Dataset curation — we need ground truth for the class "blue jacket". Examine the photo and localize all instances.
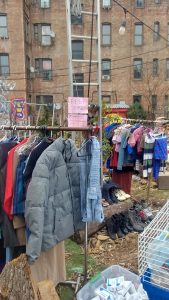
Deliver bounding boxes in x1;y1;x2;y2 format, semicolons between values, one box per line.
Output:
80;137;104;223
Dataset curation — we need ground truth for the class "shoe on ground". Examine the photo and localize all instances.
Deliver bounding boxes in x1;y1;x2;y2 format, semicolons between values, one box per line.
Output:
114;190;126;201
106;218;117;240
128;209;144;233
118;190;131;199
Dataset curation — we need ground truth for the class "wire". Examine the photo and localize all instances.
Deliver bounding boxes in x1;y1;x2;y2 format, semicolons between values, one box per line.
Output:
113;0;169;43
5;55;169;83
87;0;95;97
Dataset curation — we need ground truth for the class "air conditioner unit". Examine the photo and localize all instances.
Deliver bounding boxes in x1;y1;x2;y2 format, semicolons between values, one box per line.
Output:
102;0;111;9
102;74;110;80
50;31;55;38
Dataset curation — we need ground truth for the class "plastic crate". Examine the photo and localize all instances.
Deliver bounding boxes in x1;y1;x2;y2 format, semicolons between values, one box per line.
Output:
141;269;169;300
76;265;140;300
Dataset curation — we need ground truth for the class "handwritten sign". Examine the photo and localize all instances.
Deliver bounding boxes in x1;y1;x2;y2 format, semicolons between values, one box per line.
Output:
68;97;88;114
68;114;88;128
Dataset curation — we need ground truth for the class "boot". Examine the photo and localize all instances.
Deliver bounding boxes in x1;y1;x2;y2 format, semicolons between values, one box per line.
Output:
106;218;117;240
110;189;118;203
128;209;144;233
118;214;129;235
113;215;125;238
124;213;134;232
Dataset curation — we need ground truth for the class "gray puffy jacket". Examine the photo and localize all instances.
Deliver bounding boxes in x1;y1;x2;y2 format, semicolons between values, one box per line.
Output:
25;137;83;263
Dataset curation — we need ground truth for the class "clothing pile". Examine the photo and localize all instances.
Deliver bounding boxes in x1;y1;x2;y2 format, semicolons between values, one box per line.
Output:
106;202;154;240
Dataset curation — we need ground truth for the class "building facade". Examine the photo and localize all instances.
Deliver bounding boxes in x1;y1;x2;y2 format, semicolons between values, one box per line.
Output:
0;0;169;124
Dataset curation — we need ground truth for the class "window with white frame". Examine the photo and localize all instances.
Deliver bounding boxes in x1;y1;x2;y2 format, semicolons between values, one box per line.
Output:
0;14;8;38
34;24;52;46
102;59;111;80
40;0;50;8
102;0;112;8
0;54;9;76
102;23;111;45
35;58;52;80
73;73;84;97
134;23;143;46
72;40;83;59
154;0;161;3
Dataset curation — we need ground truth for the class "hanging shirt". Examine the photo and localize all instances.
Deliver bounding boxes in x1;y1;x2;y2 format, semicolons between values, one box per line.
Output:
153;137;168;180
23;137;53;182
3;139;28;220
143;135;155;178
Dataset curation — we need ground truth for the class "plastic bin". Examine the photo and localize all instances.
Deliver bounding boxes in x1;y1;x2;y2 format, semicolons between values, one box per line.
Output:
76;265;140;300
141;269;169;300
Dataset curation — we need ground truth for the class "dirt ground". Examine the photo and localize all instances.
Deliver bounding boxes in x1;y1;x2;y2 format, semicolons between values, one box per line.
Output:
87;178;169;276
59;179;169;299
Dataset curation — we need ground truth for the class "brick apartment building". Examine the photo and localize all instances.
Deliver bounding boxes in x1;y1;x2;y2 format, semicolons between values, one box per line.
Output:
0;0;169;123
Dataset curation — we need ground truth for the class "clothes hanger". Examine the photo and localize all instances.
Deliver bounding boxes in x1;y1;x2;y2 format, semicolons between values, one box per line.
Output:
77;138;92;157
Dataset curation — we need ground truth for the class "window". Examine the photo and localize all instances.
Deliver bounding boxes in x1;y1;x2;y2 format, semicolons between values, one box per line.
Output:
134;23;143;46
0;54;9;76
102;0;112;8
40;0;50;8
26;55;30;79
35;58;52;80
152;95;157;110
133;58;142;79
164;95;169;118
36;95;53;111
102;59;111;79
73;73;84;97
71;4;83;24
0;14;8;38
133;95;142;103
102;95;111;104
154;21;160;41
34;24;52;46
152;58;159;76
166;59;169;79
102;23;111;45
24;17;29;42
72;40;83;59
154;0;160;3
135;0;144;7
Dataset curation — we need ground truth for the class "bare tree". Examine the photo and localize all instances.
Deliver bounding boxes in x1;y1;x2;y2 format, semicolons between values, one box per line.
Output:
135;62;169;120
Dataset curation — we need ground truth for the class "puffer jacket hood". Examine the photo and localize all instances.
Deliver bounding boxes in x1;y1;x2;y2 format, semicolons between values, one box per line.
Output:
25;137;83;263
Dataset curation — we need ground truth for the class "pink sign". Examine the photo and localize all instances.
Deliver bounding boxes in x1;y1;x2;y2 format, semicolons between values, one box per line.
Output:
68;97;88;114
68;114;88;128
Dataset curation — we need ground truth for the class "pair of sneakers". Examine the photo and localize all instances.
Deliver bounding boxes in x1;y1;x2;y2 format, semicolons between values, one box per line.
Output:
114;189;130;201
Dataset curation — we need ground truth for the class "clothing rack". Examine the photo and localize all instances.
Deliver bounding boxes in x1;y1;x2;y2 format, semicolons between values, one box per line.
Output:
122;118;169;124
0;124;95;287
0;125;93;132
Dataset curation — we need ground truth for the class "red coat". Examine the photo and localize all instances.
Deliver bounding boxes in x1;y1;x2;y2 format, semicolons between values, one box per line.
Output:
3;139;28;219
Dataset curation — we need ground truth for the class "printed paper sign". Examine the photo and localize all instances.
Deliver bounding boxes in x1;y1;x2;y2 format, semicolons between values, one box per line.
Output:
68;97;88;114
68;114;88;128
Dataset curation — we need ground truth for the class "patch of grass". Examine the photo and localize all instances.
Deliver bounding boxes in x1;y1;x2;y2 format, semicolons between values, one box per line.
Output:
65;239;102;279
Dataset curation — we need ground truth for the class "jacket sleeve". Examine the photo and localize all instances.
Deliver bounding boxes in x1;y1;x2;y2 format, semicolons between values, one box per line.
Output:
25;161;49;264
